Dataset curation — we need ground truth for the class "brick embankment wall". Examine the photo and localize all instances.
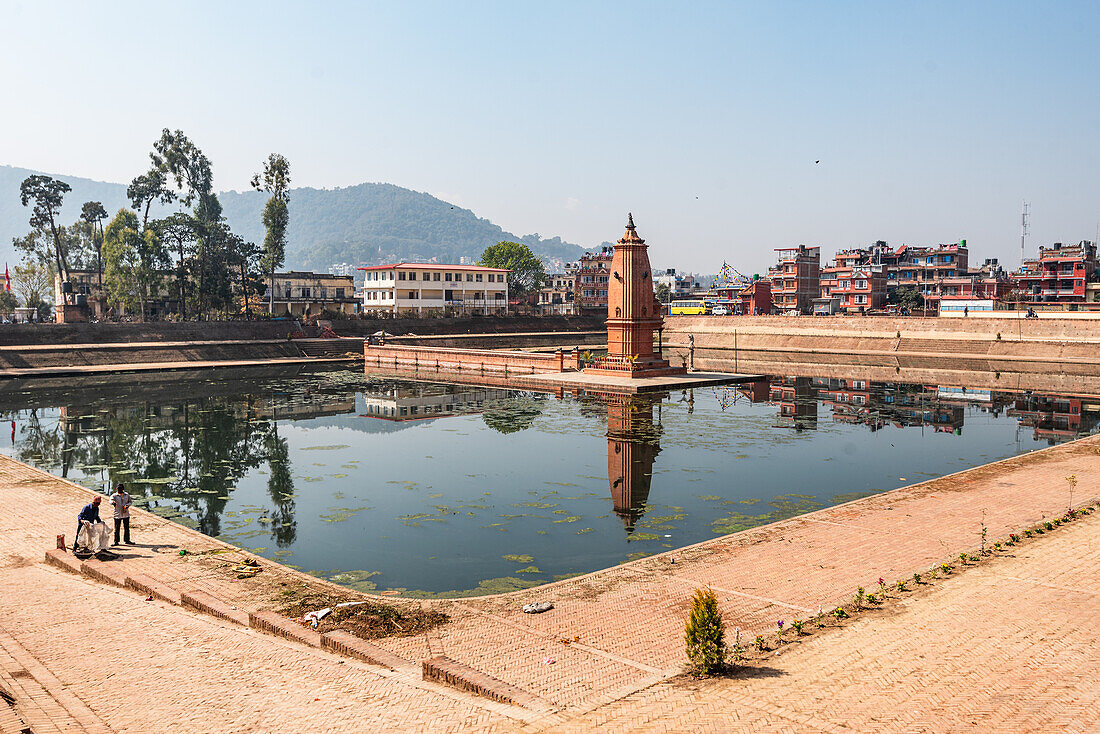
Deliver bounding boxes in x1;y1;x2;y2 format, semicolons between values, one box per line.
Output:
664;315;1100;374
389;331;605;350
0;340;305;371
365;344;581;375
0;315;605;346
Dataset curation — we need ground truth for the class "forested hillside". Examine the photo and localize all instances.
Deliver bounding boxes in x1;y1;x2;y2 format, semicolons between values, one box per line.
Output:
0;165;585;271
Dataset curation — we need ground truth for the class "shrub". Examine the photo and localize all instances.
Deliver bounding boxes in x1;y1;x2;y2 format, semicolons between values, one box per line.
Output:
913;572;922;585
959;553;968;564
791;619;805;635
1024;530;1033;538
941;563;952;574
854;586;865;609
833;607;849;620
754;634;767;651
895;579;906;591
685;588;726;674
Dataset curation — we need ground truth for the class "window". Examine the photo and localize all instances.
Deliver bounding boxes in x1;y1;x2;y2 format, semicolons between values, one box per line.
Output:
433;272;440;281
335;288;344;297
476;274;483;282
466;273;473;282
398;272;406;281
301;287;311;298
320;287;327;299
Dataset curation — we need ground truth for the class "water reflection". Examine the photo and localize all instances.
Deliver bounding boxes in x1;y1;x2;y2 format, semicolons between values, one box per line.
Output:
2;368;1099;593
599;392;664;533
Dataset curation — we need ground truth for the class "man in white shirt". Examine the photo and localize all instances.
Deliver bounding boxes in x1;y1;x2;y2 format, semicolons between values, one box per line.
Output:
110;483;133;545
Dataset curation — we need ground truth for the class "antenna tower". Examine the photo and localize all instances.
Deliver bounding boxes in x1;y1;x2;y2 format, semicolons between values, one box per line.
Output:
1020;201;1030;266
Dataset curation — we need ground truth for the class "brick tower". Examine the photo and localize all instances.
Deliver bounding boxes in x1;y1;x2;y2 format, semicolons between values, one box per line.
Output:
587;214;685;377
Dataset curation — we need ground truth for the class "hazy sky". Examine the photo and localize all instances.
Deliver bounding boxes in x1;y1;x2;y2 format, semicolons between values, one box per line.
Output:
2;1;1098;272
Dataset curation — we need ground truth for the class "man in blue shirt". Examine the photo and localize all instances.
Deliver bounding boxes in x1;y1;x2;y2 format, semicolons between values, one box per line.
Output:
74;496;103;551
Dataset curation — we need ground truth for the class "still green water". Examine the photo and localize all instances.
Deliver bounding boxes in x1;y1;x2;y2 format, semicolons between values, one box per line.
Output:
0;368;1087;595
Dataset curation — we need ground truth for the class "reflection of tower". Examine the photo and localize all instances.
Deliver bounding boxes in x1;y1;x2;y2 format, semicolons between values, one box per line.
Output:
599;392;665;532
587;215;685;377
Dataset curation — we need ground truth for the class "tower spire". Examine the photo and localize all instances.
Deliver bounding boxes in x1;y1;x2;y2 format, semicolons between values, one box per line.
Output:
627;212;635;229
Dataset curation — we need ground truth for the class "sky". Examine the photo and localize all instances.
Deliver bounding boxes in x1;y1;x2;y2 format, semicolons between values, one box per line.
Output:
1;0;1098;273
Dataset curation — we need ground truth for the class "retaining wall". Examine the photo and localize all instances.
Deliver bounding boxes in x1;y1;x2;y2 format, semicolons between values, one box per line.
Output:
365;344;581;375
663;315;1100;369
0;315;605;346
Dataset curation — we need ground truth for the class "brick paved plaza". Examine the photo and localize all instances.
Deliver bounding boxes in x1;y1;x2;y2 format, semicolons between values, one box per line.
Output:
0;435;1097;733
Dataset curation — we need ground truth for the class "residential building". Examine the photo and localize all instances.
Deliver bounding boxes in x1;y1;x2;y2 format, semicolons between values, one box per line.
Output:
653;268;697;300
54;269;356;320
359;262;509;315
536;273;576;315
767;245;820;314
819;263;886;313
1010;241;1098;304
329;263;358;277
572;247;612;311
54;269;179;320
271;271;358;316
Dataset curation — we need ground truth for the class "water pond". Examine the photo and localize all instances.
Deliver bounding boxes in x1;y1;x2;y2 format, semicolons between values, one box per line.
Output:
1;368;1087;596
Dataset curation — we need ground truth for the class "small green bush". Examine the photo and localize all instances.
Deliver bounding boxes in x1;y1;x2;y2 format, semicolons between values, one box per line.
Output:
685;587;726;674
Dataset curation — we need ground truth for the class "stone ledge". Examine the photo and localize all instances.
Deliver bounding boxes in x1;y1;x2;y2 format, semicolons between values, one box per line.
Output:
249;611;322;648
320;630;409;670
80;558;128;588
180;589;250;626
421;655;552;712
43;548;82;575
126;573;183;606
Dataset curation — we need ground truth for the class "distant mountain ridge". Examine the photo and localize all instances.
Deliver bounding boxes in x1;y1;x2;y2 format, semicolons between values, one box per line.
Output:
0;164;587;272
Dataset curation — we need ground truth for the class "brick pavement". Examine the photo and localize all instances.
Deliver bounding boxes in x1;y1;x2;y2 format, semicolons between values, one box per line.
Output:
0;434;1097;731
544;508;1100;733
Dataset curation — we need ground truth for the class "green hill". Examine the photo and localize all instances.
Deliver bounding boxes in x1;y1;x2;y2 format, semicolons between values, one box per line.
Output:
0;165;586;272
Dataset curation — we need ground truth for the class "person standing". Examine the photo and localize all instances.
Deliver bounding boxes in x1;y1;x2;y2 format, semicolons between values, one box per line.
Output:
110;483;132;545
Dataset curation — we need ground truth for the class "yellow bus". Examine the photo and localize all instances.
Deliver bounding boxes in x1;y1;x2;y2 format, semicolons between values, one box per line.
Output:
669;299;709;315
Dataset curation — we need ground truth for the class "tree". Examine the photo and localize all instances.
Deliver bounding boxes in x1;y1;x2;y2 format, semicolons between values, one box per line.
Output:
102;209;167;320
152;213;197;320
12;261;54;320
0;289;16;317
655;282;672;304
478;241;545;297
684;587;726;674
127;169;176;231
18;175;72;287
251;154;291;314
80;201;109;293
888;286;924;311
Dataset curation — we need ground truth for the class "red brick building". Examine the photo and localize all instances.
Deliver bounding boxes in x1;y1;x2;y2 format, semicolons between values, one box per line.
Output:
572;248;612;311
739;279;772;315
767;245;821;314
1010;241;1098;304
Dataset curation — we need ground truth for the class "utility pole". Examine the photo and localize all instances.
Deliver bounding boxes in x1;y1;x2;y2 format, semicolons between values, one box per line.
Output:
1020;201;1030;267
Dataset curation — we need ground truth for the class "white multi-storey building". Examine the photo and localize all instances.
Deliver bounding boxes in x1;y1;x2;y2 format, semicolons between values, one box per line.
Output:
358;262;509;315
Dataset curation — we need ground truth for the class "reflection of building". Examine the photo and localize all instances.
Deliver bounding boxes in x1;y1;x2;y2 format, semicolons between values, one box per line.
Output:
812;378;964;433
598;392;663;532
769;376;818;430
360;382;513;420
1008;393;1100;444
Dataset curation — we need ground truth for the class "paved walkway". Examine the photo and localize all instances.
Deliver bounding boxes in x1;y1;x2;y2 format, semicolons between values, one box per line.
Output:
0;434;1097;732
